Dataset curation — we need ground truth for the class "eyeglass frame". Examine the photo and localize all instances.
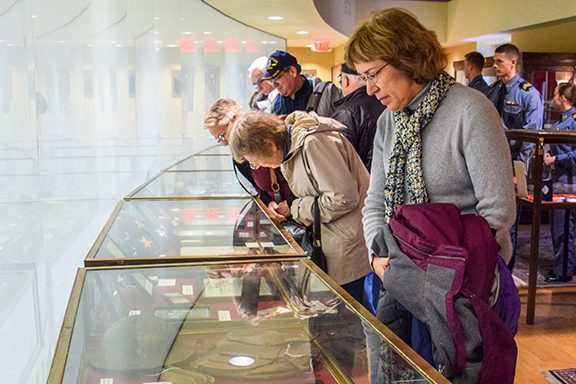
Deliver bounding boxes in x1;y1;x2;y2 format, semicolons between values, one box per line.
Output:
214;117;237;144
252;77;266;87
357;62;390;86
215;128;227;144
272;67;292;83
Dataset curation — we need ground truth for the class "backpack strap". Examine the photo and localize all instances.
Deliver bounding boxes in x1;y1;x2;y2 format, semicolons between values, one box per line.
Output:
306;81;330;113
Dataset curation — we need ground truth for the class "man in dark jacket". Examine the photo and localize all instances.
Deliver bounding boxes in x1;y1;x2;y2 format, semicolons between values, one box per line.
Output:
331;63;386;171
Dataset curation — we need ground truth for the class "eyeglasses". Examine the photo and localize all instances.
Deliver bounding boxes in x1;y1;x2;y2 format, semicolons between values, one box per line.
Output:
215;128;227;144
252;78;266;87
273;68;291;82
337;74;343;86
214;117;236;144
358;62;390;86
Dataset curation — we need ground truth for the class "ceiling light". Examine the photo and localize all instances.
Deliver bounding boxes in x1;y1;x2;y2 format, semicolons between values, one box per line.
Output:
296;31;309;35
203;31;212;35
182;31;192;35
268;16;284;21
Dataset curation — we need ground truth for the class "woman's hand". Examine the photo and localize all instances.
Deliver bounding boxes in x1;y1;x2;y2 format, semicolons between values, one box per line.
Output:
372;256;391;281
267;201;288;221
544;152;556;168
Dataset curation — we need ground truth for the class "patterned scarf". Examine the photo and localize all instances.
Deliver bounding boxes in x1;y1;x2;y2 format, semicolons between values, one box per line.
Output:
383;71;455;222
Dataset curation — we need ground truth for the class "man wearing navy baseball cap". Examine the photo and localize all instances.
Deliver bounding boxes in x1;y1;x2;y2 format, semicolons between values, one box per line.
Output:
263;50;315;115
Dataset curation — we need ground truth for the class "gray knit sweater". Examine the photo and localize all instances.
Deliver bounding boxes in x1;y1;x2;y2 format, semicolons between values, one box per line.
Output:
363;82;516;264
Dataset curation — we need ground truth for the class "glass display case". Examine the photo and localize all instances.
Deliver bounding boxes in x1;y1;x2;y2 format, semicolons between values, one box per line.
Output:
166;154;234;171
85;198;304;266
48;259;448;384
196;145;232;155
126;170;252;199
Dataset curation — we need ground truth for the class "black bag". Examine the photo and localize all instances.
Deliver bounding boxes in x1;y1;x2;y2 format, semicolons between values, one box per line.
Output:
301;196;327;272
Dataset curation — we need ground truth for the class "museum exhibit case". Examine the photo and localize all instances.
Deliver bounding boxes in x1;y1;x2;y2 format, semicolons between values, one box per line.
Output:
166;154;234;172
126;170;252;199
85;198;304;266
196;145;233;156
48;259;449;384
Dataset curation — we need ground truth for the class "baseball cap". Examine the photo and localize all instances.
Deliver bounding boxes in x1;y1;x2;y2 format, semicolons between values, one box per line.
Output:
340;63;358;76
262;50;298;80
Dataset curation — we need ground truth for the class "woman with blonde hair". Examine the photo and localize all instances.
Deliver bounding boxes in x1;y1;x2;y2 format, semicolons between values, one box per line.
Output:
346;8;518;383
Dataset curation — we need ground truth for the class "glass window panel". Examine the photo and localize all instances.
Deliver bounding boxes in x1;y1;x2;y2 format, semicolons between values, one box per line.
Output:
167;154;234;171
130;170;250;198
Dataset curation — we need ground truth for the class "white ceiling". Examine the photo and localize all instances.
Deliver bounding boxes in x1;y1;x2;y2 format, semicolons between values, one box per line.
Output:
203;0;349;48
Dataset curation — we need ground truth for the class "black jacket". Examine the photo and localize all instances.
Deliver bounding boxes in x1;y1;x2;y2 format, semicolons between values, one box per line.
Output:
331;87;386;171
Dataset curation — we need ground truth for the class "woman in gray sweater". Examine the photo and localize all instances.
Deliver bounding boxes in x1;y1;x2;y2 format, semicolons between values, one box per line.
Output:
345;8;517;384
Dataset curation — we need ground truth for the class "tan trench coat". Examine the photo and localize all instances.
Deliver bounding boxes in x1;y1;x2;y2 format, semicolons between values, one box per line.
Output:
281;112;371;284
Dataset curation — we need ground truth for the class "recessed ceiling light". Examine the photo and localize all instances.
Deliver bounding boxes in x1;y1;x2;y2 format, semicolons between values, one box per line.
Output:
268;16;284;21
203;31;212;35
166;44;178;48
296;31;309;35
182;31;192;35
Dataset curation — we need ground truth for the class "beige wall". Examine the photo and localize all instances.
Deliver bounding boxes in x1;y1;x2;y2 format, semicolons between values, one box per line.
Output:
512;19;576;53
447;0;576;44
287;47;338;82
443;42;477;76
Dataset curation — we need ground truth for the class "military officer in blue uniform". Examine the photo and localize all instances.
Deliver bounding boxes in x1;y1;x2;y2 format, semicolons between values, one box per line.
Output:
464;51;489;95
490;43;544;163
543;82;576;282
490;44;544;271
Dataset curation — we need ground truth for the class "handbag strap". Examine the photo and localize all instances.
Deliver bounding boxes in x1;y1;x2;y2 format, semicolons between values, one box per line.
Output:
313;196;321;248
269;168;282;203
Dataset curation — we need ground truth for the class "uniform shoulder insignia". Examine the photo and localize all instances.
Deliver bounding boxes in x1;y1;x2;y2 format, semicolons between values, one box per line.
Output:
519;81;533;91
572;113;576;121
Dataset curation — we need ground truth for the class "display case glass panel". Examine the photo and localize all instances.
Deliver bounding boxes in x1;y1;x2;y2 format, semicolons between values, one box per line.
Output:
49;260;447;384
196;145;231;155
167;154;234;171
128;170;250;198
86;199;301;266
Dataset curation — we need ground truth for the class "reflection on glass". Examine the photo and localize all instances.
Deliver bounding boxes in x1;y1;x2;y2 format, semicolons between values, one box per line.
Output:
52;260;431;383
91;199;297;261
196;145;232;155
131;170;249;198
167;154;234;171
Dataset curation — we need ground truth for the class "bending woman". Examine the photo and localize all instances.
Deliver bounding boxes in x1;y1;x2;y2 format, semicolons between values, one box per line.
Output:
229;110;371;302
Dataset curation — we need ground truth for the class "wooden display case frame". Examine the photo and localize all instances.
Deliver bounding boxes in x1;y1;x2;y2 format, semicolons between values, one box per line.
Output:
506;129;576;324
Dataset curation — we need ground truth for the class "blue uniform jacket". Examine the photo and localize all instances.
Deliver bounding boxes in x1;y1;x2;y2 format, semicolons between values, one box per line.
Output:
501;74;544;163
550;106;576;184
